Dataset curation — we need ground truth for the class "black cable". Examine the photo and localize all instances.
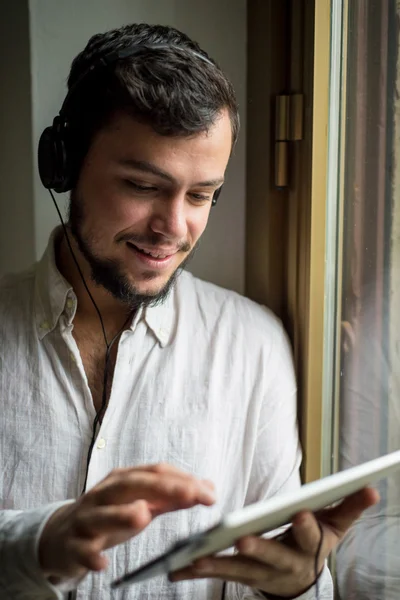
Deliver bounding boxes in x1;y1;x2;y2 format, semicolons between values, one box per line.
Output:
80;320;130;495
50;191;109;343
221;580;226;599
50;190;132;600
79;310;131;495
314;521;324;600
49;189;132;494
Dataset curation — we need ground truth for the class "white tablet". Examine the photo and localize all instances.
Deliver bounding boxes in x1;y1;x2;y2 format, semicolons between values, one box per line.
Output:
111;449;400;589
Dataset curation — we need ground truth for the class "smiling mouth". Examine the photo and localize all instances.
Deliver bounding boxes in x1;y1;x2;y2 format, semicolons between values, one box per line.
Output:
127;242;175;260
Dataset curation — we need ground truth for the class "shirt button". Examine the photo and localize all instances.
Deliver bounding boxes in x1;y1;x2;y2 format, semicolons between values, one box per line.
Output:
41;320;50;330
70;352;76;363
158;328;168;340
66;298;74;309
97;438;106;449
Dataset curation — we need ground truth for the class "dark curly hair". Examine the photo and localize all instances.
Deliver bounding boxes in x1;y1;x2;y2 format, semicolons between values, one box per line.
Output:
65;23;239;162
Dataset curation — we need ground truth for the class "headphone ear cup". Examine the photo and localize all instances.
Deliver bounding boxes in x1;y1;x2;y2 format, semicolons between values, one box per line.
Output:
212;185;223;206
38;126;59;190
54;134;74;193
38;117;74;193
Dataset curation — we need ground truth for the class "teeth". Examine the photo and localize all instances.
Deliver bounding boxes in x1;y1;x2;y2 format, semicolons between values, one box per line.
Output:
140;248;168;259
129;242;172;258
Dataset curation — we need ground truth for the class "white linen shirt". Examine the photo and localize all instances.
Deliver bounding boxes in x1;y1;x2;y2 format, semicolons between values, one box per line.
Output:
0;233;333;599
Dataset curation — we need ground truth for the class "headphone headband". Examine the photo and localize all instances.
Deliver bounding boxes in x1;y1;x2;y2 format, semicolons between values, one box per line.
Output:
59;45;214;119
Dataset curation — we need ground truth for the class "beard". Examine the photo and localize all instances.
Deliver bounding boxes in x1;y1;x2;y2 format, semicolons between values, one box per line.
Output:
67;190;197;310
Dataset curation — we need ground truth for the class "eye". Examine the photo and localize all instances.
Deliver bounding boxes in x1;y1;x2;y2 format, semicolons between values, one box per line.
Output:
189;192;212;203
124;180;157;193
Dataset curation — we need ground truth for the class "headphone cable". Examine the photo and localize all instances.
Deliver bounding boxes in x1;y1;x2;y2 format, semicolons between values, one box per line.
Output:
49;189;132;493
50;189;134;600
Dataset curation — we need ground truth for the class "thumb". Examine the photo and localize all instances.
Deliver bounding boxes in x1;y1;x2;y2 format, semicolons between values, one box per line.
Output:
317;486;380;539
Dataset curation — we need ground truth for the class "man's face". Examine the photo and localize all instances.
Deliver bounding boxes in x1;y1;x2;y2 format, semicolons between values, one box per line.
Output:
69;110;232;307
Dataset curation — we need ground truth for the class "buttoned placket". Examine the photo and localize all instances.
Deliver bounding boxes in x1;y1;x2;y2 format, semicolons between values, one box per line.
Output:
58;315;96;495
61;314;140;492
94;324;143;429
85;330;130;477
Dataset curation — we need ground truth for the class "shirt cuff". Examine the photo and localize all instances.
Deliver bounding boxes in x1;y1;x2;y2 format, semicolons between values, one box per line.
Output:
0;500;76;599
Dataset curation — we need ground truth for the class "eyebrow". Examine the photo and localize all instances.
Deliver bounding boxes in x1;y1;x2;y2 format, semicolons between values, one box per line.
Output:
117;158;224;188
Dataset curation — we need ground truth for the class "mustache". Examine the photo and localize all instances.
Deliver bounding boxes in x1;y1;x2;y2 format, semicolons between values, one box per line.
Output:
116;232;191;253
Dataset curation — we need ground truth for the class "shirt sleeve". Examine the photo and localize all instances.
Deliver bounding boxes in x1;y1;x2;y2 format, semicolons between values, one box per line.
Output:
244;322;302;505
0;501;77;599
231;321;333;600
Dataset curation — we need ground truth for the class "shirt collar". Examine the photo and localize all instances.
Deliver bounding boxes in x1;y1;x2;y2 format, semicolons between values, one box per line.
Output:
34;229;75;340
142;289;175;347
34;228;176;346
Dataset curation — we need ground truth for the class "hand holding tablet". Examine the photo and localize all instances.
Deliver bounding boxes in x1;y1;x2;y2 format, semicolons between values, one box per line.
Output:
112;450;400;595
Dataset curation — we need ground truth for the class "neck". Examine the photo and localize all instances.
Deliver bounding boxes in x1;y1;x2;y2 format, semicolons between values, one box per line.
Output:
56;228;133;333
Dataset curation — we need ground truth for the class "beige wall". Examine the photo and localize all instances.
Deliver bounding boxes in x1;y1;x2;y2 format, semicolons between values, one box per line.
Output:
0;0;35;276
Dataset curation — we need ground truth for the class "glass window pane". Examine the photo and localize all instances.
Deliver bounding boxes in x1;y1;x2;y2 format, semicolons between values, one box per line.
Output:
335;1;400;598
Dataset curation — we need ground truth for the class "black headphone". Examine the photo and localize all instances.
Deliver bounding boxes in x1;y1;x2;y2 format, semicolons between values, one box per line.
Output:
38;45;222;205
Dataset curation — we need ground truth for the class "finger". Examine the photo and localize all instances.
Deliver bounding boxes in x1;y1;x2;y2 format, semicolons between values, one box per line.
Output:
86;470;216;511
235;535;297;571
75;500;152;539
171;555;270;585
148;467;216;493
317;487;380;537
146;473;216;515
101;463;215;491
69;537;109;572
290;487;380;559
123;463;194;476
98;469;216;506
290;511;324;555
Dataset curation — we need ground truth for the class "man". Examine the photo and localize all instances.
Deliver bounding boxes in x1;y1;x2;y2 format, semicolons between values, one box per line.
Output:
0;23;377;600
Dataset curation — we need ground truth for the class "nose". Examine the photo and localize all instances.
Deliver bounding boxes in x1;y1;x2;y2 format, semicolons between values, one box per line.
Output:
149;193;187;240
